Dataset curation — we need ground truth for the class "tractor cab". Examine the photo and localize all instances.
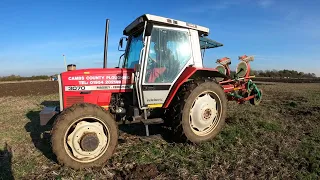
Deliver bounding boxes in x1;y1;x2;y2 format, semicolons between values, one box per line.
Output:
117;14;224;109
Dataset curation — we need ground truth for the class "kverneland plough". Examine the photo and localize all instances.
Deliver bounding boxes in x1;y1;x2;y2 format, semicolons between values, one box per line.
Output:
216;55;262;105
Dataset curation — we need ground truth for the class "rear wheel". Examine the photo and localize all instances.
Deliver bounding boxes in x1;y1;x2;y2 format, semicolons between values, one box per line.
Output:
51;103;118;169
168;79;227;143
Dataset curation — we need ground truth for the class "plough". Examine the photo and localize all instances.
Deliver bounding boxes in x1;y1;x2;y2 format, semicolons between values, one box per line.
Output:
217;55;263;105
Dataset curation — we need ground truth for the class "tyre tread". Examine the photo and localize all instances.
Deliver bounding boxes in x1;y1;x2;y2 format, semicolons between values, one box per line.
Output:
51;103;118;169
166;77;226;143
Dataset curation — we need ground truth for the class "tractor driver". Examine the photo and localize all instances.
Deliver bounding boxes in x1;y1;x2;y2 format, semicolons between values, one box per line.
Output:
146;39;180;83
146;42;165;83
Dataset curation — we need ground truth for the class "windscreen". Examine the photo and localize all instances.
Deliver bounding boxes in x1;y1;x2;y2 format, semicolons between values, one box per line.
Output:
123;32;143;68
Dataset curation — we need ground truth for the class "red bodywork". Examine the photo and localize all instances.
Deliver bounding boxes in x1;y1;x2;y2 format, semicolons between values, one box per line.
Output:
163;67;222;108
163;60;255;107
60;68;134;110
60;62;254;111
61;66;224;110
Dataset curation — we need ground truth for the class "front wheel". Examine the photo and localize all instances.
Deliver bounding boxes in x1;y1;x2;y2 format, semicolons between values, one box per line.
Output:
170;80;227;143
51;103;118;169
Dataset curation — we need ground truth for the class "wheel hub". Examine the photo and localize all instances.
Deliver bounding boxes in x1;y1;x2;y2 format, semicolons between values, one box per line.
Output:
66;121;108;160
80;133;99;152
190;93;218;134
203;109;212;120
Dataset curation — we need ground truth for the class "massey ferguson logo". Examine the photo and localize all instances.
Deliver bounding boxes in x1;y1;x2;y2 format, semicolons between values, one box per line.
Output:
146;98;163;102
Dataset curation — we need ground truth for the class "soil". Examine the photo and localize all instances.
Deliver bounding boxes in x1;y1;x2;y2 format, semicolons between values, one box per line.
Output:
114;163;159;180
1;81;320;179
254;77;320;83
0;81;58;97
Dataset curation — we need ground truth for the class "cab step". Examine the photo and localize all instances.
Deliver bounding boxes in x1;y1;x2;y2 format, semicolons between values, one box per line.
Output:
141;118;164;125
141;118;164;136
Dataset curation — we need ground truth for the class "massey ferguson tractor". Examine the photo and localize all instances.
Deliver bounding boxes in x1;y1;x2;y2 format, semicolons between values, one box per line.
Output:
40;14;262;169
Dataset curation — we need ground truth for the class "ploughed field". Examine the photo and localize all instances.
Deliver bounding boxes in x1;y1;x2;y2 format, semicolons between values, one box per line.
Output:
0;81;58;97
0;81;320;179
254;77;320;83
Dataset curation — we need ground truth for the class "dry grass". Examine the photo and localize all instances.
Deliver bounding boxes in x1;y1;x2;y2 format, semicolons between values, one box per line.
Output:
0;83;320;179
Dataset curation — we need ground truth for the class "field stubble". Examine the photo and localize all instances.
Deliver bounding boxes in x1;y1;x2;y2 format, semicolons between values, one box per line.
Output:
0;81;319;179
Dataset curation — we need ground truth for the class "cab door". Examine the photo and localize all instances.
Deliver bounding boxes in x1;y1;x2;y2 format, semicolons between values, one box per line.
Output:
137;26;194;108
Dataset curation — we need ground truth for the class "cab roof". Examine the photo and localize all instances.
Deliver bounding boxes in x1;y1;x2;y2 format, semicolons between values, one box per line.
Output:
123;14;209;36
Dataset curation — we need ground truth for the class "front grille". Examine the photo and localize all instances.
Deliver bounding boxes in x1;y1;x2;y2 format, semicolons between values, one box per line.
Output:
66;96;84;107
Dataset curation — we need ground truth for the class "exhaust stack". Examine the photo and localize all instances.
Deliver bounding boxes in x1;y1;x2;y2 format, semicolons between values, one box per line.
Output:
67;64;76;71
103;19;110;68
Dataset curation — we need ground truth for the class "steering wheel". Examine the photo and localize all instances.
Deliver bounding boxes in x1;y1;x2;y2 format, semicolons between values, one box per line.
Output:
146;56;157;78
148;56;156;63
148;56;158;68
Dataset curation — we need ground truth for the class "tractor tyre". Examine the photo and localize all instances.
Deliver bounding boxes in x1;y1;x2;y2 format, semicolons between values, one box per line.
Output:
168;79;227;143
51;103;118;169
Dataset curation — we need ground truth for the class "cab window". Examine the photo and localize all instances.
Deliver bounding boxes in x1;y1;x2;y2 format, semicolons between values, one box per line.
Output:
123;32;143;68
145;27;191;83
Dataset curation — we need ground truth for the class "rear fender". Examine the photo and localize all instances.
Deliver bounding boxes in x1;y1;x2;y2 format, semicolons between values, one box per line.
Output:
163;67;226;108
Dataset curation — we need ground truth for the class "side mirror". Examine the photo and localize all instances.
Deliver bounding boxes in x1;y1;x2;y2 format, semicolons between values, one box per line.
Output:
118;53;125;68
145;23;153;36
119;38;123;48
118;37;127;51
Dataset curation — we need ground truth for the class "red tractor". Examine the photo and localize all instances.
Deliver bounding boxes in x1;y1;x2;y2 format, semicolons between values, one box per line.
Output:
40;14;262;169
